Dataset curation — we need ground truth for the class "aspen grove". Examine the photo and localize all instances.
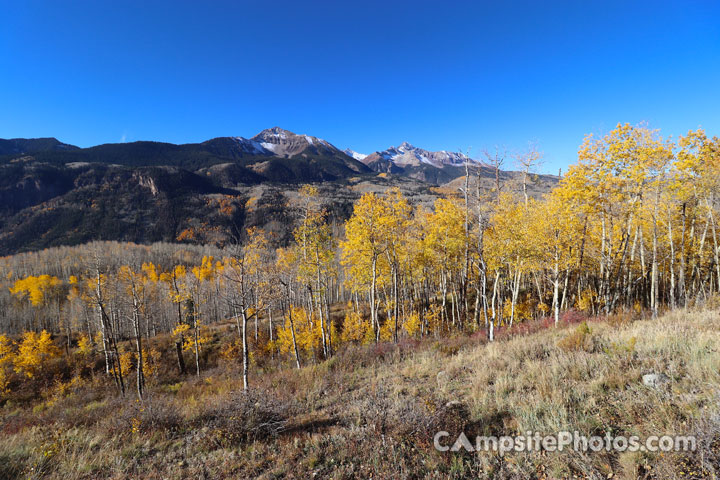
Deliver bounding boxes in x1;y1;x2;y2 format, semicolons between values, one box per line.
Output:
1;123;719;400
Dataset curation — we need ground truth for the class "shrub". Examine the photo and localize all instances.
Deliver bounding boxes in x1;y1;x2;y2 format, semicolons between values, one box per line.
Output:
140;396;183;435
559;308;588;325
432;334;471;357
607;310;633;328
198;389;296;447
557;321;595;352
354;385;436;439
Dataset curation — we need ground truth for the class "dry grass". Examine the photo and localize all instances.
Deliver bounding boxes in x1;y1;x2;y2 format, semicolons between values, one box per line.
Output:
1;308;719;479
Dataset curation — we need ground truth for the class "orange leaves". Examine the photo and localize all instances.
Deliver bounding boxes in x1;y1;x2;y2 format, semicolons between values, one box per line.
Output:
172;323;191;339
176;227;198;242
142;348;162;378
0;335;14;364
485;193;534;272
403;312;422;337
575;123;672;211
215;196;237;217
77;334;93;357
220;337;243;362
141;263;160;283
675;129;720;201
118;350;133;378
172;322;211;352
244;196;260;214
342;192;387;259
172;264;187;279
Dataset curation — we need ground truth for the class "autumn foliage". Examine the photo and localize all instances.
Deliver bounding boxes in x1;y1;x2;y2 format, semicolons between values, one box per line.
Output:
0;123;718;400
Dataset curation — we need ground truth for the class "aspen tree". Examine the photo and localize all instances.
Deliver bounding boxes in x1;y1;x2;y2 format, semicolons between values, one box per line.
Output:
341;192;391;342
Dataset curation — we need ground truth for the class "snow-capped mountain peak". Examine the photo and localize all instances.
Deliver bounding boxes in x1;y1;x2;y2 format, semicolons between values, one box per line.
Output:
256;126;291;140
372;142;473;168
398;141;414;151
250;127;339;158
343;148;368;161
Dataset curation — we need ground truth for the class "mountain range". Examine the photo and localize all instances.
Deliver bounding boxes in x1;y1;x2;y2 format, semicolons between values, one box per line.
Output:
0;127;558;255
1;128;484;185
346;142;478;184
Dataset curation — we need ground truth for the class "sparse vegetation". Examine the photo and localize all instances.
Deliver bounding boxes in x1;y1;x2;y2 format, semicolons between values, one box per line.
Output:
0;308;718;479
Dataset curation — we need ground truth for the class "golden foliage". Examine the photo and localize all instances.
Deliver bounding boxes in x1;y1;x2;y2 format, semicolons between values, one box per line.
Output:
276;307;323;357
9;275;62;306
142;348;162;378
403;312;422;337
339;305;371;344
118;350;134;377
77;334;93;356
576;289;597;313
14;330;60;378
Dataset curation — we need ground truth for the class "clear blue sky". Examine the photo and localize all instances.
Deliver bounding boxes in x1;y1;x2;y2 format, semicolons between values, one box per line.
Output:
1;0;718;172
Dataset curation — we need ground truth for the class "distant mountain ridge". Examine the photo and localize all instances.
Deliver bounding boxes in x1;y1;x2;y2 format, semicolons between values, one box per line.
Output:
0;127;559;255
0;127;374;254
371;141;472;168
343;142;479;184
0;137;79;155
0;128;558;193
0;129;490;185
0;129;558;187
356;142;474;184
2;127;371;183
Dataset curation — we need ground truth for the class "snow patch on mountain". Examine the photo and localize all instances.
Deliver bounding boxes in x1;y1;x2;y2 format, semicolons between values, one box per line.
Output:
376;142;474;168
248;127;345;158
260;142;280;153
343;148;368;161
230;137;271;155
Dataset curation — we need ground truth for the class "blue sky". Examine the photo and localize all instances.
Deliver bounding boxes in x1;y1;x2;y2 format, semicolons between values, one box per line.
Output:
1;0;718;173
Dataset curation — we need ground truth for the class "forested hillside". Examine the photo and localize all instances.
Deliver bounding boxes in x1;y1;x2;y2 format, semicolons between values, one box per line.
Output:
0;128;558;256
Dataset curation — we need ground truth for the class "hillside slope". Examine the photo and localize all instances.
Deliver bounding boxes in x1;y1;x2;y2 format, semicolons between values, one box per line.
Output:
0;132;558;256
0;129;376;255
1;309;718;479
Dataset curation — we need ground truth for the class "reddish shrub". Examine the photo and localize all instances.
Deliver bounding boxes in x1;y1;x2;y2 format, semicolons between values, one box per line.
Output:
560;309;588;326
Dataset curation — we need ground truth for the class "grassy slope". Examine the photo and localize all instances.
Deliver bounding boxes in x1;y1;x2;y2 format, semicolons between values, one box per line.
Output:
1;309;719;479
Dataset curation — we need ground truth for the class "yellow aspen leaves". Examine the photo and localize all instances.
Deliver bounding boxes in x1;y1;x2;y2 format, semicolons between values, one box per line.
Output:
339;306;371;344
13;330;60;379
118;351;133;378
10;275;62;306
77;334;93;356
276;307;322;357
141;348;162;378
403;312;422;337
